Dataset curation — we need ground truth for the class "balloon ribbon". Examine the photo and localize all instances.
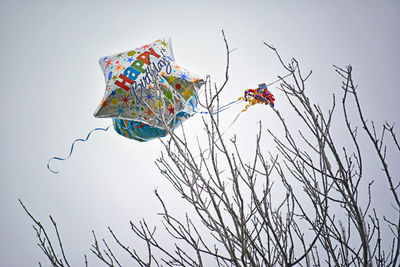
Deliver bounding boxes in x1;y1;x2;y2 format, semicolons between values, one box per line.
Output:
47;126;110;173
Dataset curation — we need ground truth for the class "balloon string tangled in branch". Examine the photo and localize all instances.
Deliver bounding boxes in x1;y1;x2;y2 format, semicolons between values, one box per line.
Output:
239;83;275;112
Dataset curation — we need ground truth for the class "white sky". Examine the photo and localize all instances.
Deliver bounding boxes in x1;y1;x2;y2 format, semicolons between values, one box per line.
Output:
1;0;399;265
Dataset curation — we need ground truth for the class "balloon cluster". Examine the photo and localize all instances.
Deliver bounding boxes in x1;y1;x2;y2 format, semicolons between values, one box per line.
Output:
239;83;275;112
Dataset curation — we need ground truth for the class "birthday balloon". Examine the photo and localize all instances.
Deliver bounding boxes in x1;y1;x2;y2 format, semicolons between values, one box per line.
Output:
94;38;203;141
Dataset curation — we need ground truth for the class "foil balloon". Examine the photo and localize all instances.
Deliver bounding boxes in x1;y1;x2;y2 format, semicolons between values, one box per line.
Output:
94;38;203;141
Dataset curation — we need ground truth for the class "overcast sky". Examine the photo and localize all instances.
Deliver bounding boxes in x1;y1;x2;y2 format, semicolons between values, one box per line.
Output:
1;0;399;265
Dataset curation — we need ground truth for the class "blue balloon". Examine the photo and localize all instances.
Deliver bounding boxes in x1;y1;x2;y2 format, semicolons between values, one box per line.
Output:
113;111;190;142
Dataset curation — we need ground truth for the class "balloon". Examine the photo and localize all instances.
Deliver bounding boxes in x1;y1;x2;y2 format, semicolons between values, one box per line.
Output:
94;38;203;141
239;83;275;112
113;112;187;142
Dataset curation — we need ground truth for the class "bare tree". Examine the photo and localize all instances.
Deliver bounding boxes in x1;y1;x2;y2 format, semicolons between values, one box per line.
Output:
21;32;399;266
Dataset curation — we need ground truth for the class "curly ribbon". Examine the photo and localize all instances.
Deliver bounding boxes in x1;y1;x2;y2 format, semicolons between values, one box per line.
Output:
47;126;111;174
239;84;275;112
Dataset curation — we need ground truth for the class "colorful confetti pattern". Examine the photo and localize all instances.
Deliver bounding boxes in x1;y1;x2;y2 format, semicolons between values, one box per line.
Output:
94;38;203;141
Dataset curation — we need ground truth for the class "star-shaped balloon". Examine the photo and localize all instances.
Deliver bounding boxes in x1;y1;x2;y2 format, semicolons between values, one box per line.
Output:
94;38;204;140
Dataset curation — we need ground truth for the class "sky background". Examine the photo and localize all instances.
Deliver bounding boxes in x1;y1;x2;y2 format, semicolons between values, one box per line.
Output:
1;0;399;265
